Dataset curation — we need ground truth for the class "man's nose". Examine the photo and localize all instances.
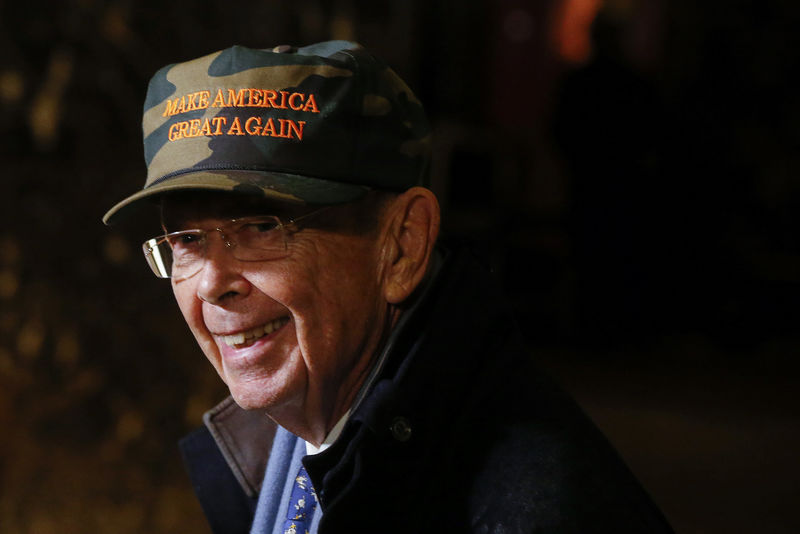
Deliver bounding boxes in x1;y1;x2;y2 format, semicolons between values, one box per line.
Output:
195;233;250;305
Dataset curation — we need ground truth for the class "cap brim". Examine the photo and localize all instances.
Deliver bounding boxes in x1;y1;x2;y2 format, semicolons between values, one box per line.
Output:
102;169;370;225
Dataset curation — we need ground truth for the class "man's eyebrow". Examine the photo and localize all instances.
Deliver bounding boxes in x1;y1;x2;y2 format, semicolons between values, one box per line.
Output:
159;206;206;232
160;206;307;232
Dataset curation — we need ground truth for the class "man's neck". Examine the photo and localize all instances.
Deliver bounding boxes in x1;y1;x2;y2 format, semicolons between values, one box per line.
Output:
268;304;403;447
270;248;444;447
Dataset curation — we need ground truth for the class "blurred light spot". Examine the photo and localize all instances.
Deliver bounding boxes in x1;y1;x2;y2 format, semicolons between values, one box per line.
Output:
0;70;24;105
17;321;44;361
102;4;132;46
55;330;80;368
0;270;18;299
103;234;131;265
330;14;355;41
503;8;535;43
116;410;144;442
28;48;74;151
552;0;603;64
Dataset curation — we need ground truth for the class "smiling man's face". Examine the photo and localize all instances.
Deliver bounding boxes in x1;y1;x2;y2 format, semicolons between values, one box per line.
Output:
163;192;394;433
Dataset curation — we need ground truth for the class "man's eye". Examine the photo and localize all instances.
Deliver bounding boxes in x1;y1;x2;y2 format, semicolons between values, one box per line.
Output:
168;232;203;250
244;220;279;233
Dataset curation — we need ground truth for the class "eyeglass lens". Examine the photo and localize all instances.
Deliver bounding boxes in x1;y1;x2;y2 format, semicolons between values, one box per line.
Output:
143;216;288;279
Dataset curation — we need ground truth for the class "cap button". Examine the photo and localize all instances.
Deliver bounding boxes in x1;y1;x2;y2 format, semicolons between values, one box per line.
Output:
390;416;412;442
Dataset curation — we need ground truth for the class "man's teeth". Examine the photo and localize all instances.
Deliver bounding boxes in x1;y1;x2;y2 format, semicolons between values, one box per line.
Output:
221;318;288;347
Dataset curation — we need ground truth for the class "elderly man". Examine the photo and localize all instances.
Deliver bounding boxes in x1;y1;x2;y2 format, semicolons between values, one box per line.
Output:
104;42;673;534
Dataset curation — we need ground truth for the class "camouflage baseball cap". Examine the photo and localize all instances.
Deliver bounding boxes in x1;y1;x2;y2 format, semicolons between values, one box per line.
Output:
103;41;431;225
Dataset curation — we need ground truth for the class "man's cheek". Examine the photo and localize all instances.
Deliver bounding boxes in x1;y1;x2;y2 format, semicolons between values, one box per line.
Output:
173;286;202;329
172;286;195;322
195;333;225;378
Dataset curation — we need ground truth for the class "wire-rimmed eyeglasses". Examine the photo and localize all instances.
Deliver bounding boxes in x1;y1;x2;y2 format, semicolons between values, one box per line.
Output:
142;206;330;280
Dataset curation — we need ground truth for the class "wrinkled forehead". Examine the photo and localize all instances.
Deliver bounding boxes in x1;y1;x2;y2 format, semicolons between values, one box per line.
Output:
160;191;307;229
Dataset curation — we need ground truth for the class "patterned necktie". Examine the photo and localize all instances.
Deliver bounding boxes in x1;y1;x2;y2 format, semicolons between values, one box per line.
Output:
282;464;318;534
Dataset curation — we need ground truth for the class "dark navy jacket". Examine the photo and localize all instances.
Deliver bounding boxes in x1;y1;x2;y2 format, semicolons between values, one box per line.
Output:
180;246;674;534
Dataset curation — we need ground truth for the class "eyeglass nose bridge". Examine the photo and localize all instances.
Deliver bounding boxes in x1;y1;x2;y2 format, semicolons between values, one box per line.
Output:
212;227;236;249
185;228;238;281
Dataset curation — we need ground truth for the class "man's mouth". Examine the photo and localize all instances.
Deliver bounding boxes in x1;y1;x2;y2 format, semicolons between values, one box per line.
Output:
219;317;290;348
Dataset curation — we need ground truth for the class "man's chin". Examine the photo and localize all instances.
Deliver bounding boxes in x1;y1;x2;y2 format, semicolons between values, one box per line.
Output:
227;380;289;412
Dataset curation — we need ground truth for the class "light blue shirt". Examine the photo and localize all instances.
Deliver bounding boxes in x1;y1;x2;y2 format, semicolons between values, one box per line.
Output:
250;427;322;534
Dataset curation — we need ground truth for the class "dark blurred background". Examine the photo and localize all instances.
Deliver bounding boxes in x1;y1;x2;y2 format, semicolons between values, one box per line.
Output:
1;0;798;532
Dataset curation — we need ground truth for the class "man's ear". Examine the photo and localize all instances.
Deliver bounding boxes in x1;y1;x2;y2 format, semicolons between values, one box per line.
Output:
381;187;441;304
